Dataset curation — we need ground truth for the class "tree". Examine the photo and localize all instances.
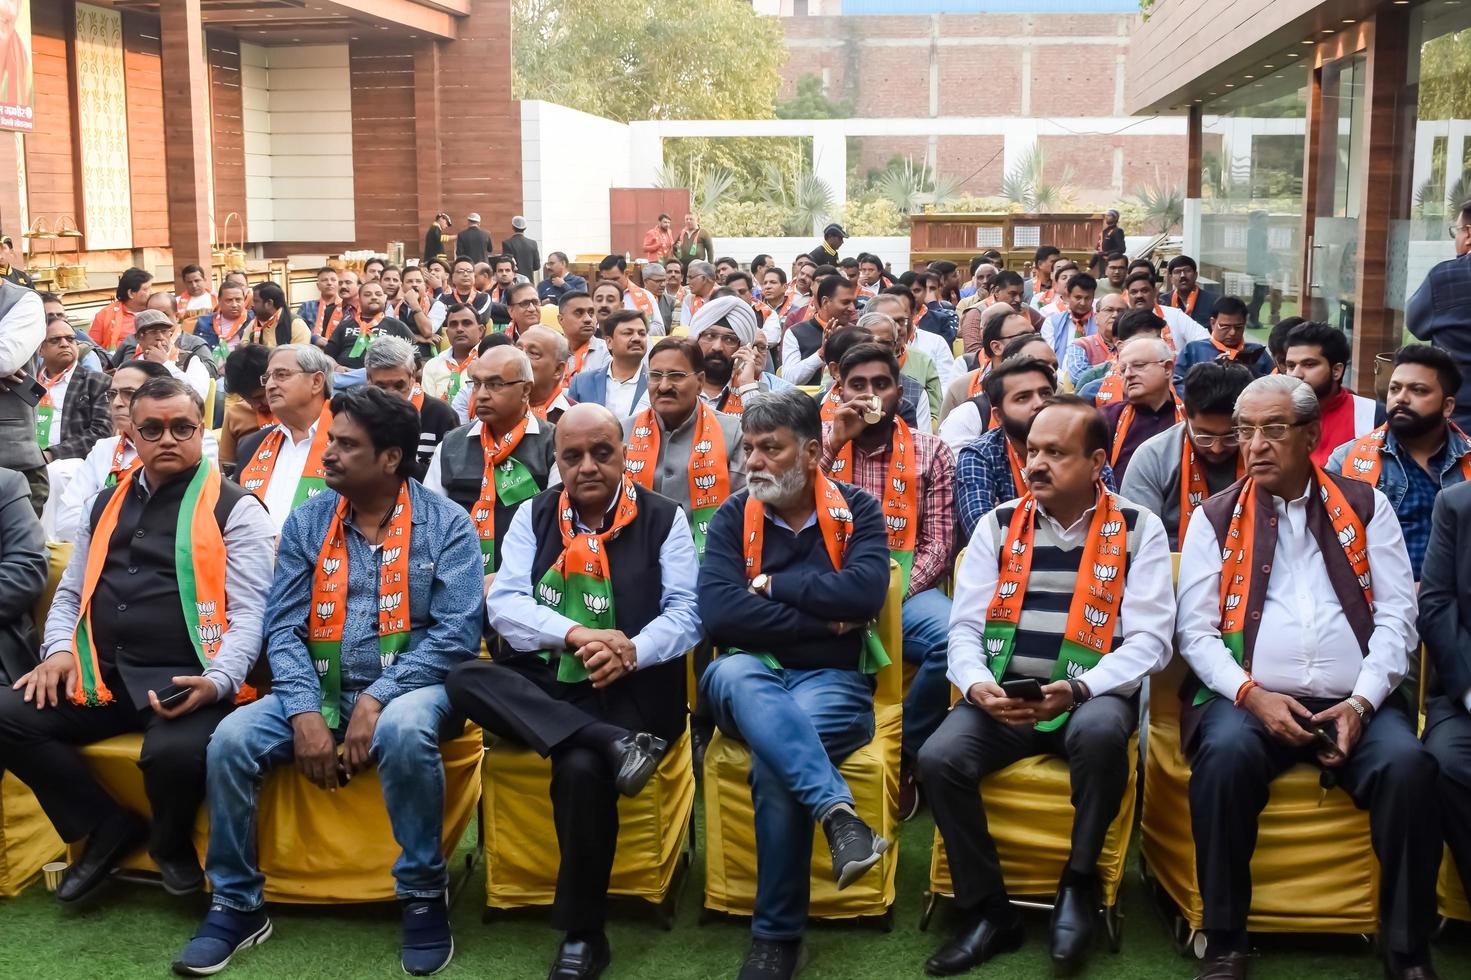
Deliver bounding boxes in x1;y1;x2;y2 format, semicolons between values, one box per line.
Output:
511;0;785;123
775;74;852;120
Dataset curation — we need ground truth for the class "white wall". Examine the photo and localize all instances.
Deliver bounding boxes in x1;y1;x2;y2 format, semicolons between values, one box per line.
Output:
521;100;631;258
711;236;911;271
240;43;355;244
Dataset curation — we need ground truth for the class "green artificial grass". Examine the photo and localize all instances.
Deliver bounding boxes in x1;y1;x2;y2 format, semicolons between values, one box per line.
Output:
3;805;1468;980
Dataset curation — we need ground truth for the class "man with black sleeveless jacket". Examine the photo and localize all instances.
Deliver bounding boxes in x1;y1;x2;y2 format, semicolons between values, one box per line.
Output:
446;403;701;980
0;376;273;904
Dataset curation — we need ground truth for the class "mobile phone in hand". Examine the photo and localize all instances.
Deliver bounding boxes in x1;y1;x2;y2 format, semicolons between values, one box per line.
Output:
1001;678;1045;701
10;375;46;407
1297;716;1341;757
155;683;191;710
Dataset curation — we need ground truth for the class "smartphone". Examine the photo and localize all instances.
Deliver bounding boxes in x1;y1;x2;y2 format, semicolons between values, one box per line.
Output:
1297;717;1341;757
10;375;46;408
1001;678;1045;701
155;683;191;709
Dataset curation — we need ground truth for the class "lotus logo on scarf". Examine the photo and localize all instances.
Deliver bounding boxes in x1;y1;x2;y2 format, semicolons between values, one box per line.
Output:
313;658;330;675
984;637;1004;658
537;583;562;606
379;592;403;613
380;652;397;670
634;426;653;439
1083;604;1110;628
885;515;908;533
1010;538;1026;555
1337;525;1358;547
1066;661;1089;679
393;503;404;519
1357;571;1372;590
1189;491;1203;507
196;600;218;619
827;506;853;523
307;486;322;498
694;439;713;454
244;478;265;492
1220;546;1233;561
891;478;907;495
625;459;646;473
698;520;709;536
996;581;1019;599
830;459;846;475
1352;457;1374;474
474;506;492;524
1224;593;1242;611
562;507;574;522
694;473;718;491
625;481;637;501
197;623;223;649
1099;520;1123;539
498;459;517;473
316;600;336;621
256;448;274;461
321;557;341;576
582;593;610;616
381;546;401;566
1320;485;1331;503
1092;563;1118;582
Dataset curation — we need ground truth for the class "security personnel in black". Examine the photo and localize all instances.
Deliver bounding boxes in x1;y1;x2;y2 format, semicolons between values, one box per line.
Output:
445;403;702;980
0;377;275;904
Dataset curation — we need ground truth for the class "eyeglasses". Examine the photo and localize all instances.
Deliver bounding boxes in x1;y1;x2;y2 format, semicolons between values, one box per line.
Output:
42;334;76;345
1187;424;1240;451
511;298;540;308
1118;358;1169;375
260;369;308;386
467;377;531;393
647;370;694;385
1232;421;1308;443
135;420;201;442
1450;223;1470;238
108;386;140;404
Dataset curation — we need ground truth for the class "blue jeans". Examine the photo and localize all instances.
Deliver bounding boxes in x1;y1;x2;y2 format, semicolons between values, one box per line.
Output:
900;588;952;760
203;686;455;911
701;655;874;941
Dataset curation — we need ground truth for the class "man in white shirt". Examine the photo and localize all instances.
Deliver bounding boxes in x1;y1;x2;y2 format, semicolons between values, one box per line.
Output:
230;344;334;533
1175;374;1436;980
421;302;485;403
868;290;961;392
128;309;213;401
566;309;648;418
1123;270;1208;350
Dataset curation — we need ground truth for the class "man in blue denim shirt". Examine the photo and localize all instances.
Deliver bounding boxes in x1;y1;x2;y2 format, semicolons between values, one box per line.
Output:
1327;345;1471;580
174;386;483;979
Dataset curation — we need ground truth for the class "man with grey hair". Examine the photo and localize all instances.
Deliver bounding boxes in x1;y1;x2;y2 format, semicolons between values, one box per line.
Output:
364;336;459;480
233;343;335;532
680;260;719;327
869;290;961;392
1176;372;1434;980
1100;334;1181;482
697;388;892;980
518;324;573;424
858;304;943;422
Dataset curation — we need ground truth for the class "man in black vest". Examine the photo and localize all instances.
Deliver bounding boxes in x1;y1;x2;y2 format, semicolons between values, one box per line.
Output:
425;345;559;583
1176;375;1435;980
779;274;857;385
363;335;459;481
446;403;701;980
0;376;274;903
323;281;416;371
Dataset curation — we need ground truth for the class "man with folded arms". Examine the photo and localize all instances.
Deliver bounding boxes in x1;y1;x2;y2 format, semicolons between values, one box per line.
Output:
175;386;483;977
1176;375;1436;980
1;376;273;903
1121;361;1252;550
920;395;1172;977
425;345;559;581
698;389;892;980
446;403;701;980
234;343;336;533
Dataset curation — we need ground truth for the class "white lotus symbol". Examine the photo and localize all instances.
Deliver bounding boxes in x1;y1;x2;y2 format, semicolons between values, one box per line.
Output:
694;439;712;454
885;515;908;532
499;459;517;472
196;600;217;618
379;591;403;613
1099;520;1122;538
562;507;574;522
1220;546;1232;561
1337;525;1357;547
1224;593;1241;611
586;537;600;553
474;507;490;522
625;481;637;499
1357;572;1372;590
393;503;404;519
537;584;562;606
1352;457;1374;473
1189;491;1203;507
828;506;852;522
985;637;1004;656
1083;604;1110;627
1010;539;1026;555
625;459;645;473
694;473;717;490
583;593;610;616
1093;563;1118;582
197;623;222;645
381;546;401;566
891;478;906;494
316;601;336;621
244;478;264;491
257;449;274;460
1066;661;1088;679
322;557;341;576
997;581;1018;599
380;653;397;670
313;658;329;675
307;486;322;497
634;426;652;438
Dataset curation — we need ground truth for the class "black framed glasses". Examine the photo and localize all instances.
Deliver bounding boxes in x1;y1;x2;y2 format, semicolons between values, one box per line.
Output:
135;420;201;442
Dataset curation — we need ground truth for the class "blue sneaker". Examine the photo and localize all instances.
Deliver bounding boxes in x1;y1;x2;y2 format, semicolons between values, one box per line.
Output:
172;904;272;976
401;895;454;976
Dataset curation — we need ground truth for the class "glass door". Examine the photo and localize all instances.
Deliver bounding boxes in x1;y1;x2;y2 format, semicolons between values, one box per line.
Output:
1308;53;1367;337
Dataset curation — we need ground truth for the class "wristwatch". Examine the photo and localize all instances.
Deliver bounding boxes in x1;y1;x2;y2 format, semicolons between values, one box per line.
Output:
750;573;771;595
1344;695;1372;721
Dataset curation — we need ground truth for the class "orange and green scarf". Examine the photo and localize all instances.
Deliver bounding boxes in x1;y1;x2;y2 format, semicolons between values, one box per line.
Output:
983;483;1126;731
470;415;539;571
307;481;413;727
72;464;232;706
535;476;640;683
828;417;919;592
1179;432;1244;541
625;402;730;558
238;402;332;509
1339;423;1471;486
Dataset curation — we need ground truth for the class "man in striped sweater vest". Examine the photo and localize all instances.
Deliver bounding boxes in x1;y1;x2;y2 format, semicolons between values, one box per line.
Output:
919;395;1174;977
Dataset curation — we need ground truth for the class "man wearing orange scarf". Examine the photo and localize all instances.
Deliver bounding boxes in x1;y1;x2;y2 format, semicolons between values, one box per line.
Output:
921;396;1171;977
1100;335;1182;482
232;344;335;532
1;376;272;904
1177;375;1432;980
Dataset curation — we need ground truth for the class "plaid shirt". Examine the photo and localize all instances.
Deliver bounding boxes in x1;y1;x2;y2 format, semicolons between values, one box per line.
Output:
821;422;955;596
956;426;1118;540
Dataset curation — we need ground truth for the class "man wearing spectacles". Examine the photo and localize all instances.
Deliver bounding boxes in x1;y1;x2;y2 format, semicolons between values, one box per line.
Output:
232;344;336;532
1407;199;1471;430
1099;335;1183;482
1171;296;1275;393
1177;374;1435;980
1120;360;1252;550
35;314;112;468
690;295;775;415
3;375;273;905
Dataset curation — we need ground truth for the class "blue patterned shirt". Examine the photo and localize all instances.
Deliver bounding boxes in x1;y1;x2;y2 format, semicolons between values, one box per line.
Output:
956;426;1118;540
265;478;484;721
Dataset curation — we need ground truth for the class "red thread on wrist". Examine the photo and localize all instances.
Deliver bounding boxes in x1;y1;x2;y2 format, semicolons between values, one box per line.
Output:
1234;678;1258;707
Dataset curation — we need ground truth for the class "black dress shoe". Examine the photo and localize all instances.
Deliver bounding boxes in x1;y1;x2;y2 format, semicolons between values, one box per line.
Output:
548;934;610;980
1195;951;1248;980
610;732;667;798
1385;964;1439;980
1048;878;1098;976
924;915;1024;976
155;851;205;897
56;811;147;905
737;938;808;979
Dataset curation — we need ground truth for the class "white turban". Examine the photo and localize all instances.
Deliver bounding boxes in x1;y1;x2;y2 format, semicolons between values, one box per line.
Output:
688;295;758;347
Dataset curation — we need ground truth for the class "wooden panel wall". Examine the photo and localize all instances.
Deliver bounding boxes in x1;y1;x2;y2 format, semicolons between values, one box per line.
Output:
208;33;246;242
349;40;420;250
123;14;167;248
436;0;520;237
26;1;78;253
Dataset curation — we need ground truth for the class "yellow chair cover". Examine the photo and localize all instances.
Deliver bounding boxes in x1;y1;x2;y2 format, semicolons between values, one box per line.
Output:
702;561;904;921
927;735;1138;908
481;726;694;909
70;723;483;903
1140;652;1379;933
1438;851;1470;923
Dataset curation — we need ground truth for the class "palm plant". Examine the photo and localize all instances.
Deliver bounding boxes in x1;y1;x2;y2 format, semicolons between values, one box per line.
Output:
758;163;835;236
1129;178;1184;234
653;162;738;215
873;156;962;214
1000;144;1075;212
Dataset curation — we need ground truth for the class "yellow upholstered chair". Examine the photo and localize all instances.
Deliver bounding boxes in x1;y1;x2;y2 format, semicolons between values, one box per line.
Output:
1438;860;1470;926
0;542;75;896
480;725;695;926
702;560;904;926
70;722;483;903
1140;651;1379;945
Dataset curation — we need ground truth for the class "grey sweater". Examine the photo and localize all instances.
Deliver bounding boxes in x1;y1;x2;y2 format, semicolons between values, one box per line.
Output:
1118;421;1240;551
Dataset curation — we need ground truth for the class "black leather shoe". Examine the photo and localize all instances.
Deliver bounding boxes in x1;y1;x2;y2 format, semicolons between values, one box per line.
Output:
547;934;610;980
611;732;666;798
1385;964;1439;980
1048;879;1098;976
156;851;205;897
1195;951;1249;980
924;915;1024;976
737;938;808;979
56;811;147;905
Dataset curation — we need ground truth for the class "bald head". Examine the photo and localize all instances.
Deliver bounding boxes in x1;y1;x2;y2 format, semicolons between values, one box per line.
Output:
555;403;628;517
482;344;532;382
557;402;622;447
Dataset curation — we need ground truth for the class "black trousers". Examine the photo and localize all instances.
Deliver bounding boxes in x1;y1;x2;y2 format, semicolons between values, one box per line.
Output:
916;693;1137;911
1189;696;1440;959
1424;697;1471;911
445;656;648;935
0;680;233;861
